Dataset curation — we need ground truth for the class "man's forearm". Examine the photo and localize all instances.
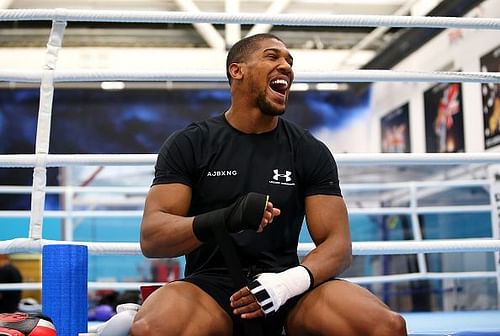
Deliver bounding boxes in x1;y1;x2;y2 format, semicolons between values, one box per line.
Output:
140;212;201;258
300;238;352;286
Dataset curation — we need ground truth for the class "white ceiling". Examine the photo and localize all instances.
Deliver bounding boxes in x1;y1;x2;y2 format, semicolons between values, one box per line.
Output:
1;0;418;14
0;0;442;70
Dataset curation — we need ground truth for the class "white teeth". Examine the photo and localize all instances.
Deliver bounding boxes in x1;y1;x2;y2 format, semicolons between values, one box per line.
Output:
271;79;288;88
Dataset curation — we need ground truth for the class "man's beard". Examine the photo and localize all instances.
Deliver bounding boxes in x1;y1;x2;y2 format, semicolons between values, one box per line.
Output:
257;91;286;116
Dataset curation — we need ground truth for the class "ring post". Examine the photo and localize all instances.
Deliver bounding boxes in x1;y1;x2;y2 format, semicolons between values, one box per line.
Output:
42;244;88;336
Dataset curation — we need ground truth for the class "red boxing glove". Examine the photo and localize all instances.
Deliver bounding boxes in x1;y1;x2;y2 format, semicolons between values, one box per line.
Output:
0;312;56;336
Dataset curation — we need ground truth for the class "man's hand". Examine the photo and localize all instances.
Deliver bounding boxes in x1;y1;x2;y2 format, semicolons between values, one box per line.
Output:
228;201;280;319
193;192;269;242
246;266;313;315
258;201;280;232
230;286;264;319
230;264;313;318
192;193;281;242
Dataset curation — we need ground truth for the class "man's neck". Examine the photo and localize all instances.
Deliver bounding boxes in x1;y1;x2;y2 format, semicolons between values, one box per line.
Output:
224;108;278;134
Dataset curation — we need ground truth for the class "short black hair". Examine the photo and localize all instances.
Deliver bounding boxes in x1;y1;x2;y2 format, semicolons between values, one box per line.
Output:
226;33;285;84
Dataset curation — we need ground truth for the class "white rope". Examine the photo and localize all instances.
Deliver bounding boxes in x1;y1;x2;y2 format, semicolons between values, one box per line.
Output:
305;238;500;255
0;70;498;84
345;180;490;191
339;153;500;165
0;270;496;290
0;9;499;30
28;20;66;240
0;210;144;218
0;7;497;295
0;204;490;219
0;238;498;255
348;205;491;215
0;238;140;255
0;238;42;254
0;179;488;194
1;153;500;168
0;154;155;167
0;185;149;194
346;271;498;285
0;282;163;291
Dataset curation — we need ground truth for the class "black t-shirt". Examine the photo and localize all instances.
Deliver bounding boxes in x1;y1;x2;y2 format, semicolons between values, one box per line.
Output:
153;114;342;276
0;263;22;313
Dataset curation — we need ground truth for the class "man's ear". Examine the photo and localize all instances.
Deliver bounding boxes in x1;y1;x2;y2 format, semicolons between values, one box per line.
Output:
229;63;244;81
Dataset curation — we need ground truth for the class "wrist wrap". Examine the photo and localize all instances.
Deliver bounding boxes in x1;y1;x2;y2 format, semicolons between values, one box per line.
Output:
248;265;312;315
93;303;140;336
192;192;268;242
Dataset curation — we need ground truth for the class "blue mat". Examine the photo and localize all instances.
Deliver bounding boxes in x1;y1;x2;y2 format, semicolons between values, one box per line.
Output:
412;333;500;336
404;310;500;336
88;310;500;335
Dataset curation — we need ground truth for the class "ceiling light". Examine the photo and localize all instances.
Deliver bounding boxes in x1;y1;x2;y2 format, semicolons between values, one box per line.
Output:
316;83;349;91
290;83;310;91
101;82;125;90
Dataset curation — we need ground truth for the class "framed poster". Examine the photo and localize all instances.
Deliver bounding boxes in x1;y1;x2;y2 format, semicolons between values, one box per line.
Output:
481;45;500;149
424;83;465;153
381;103;411;153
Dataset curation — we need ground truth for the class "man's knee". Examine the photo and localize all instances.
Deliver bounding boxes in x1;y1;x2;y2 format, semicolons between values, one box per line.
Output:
129;318;150;336
128;282;232;336
374;311;407;336
391;312;408;336
129;309;232;336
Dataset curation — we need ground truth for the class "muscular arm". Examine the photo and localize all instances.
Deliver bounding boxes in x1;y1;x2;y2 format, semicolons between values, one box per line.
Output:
301;194;352;286
140;183;279;258
140;183;200;258
231;194;350;318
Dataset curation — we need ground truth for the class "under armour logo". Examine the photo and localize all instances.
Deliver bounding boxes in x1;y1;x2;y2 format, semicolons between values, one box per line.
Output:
273;169;292;182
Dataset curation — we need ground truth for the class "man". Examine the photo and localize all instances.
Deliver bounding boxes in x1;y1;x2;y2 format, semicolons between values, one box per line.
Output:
0;254;22;313
131;33;407;335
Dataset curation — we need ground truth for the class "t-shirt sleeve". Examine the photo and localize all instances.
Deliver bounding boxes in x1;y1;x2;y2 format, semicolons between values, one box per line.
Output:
296;132;342;197
152;128;197;187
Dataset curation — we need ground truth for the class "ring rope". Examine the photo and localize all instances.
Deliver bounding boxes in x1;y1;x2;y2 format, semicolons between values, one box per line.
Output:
347;271;498;285
345;180;490;190
0;9;499;30
0;9;499;299
0;179;489;194
0;238;499;256
0;204;490;219
29;20;66;240
0;270;497;291
0;70;498;84
1;153;500;168
0;185;150;194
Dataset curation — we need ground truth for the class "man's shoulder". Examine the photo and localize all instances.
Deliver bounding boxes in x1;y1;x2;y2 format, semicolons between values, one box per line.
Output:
173;114;226;139
197;114;227;131
279;117;315;141
280;117;304;131
278;118;333;155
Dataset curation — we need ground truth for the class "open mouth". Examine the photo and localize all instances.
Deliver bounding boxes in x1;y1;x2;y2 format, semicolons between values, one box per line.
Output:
269;78;289;98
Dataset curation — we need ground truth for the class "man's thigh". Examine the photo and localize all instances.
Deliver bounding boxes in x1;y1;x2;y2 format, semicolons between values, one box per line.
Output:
183;274;290;336
285;279;403;336
132;281;232;336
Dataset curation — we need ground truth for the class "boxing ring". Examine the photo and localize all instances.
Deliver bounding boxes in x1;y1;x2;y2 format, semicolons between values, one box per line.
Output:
0;7;500;336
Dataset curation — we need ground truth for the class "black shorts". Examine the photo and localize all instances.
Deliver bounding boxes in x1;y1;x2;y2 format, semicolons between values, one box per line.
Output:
180;271;301;336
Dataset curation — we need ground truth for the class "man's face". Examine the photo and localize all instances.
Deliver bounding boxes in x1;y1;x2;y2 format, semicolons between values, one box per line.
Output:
243;38;294;116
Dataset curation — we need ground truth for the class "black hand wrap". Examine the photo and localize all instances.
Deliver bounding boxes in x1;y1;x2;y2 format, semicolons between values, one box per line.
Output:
192;192;269;242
